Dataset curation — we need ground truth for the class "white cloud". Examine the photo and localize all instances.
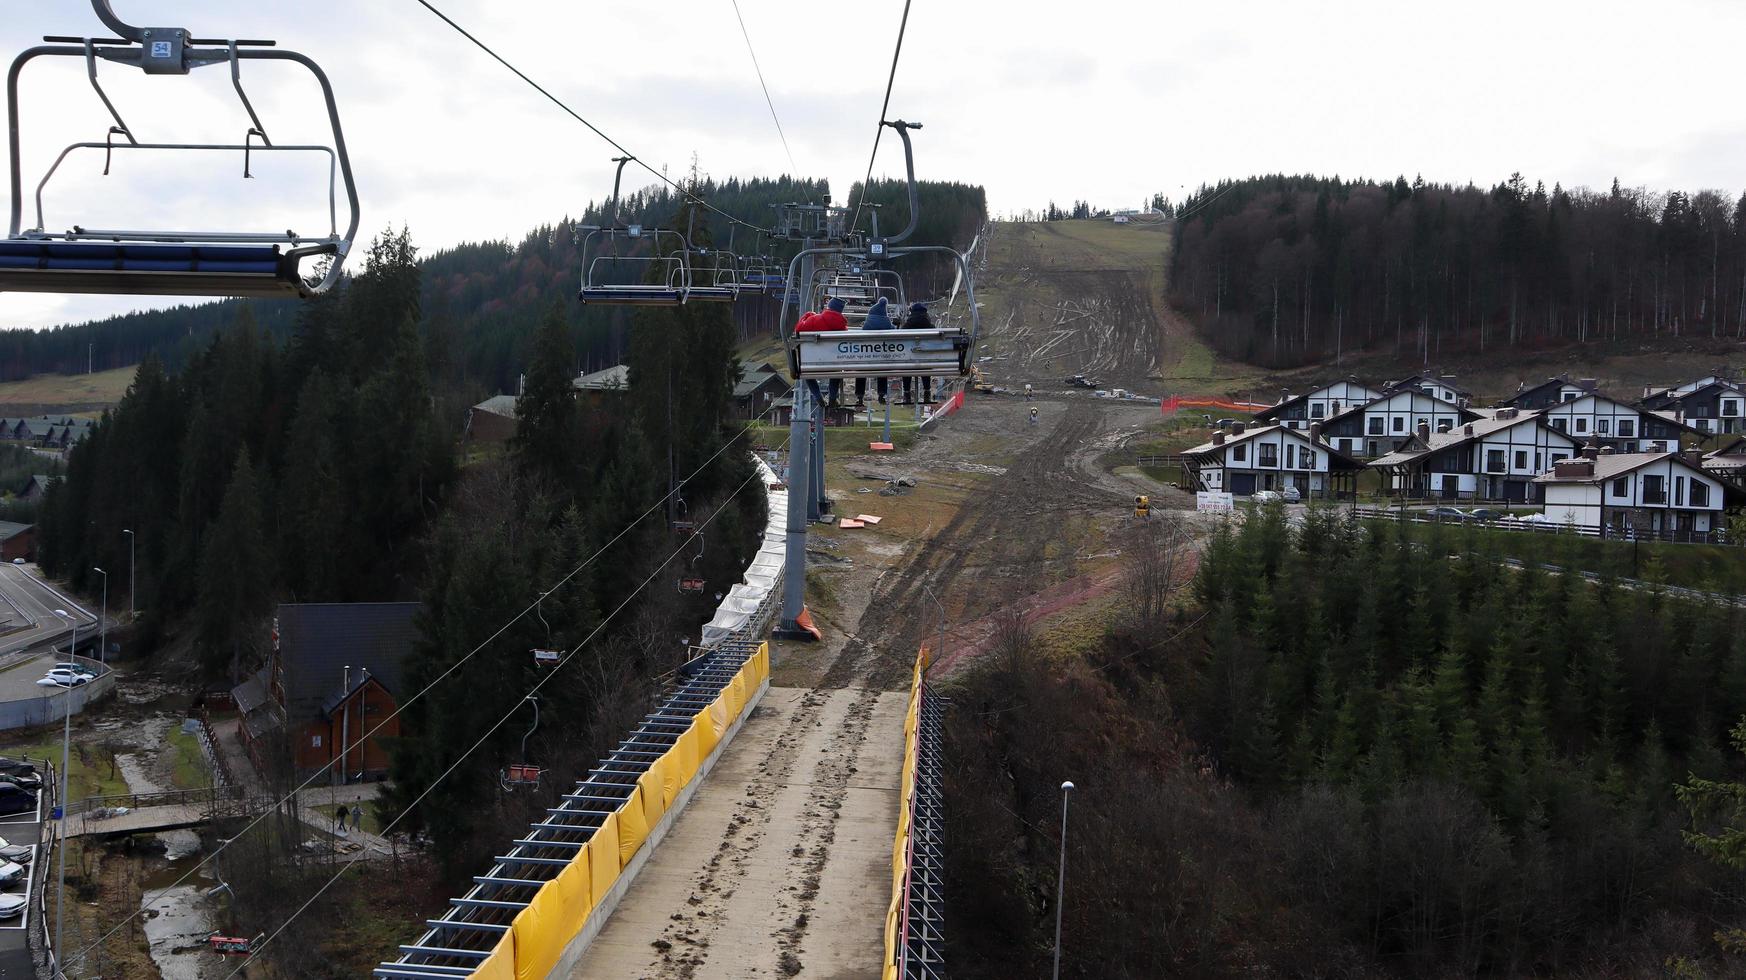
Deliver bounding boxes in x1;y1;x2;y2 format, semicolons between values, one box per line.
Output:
4;0;1745;328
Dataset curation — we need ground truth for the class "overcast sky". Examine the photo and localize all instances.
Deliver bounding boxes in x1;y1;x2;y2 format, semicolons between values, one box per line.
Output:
4;0;1745;330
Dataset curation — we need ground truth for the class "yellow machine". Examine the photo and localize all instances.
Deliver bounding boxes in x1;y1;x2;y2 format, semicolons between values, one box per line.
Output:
1134;495;1150;519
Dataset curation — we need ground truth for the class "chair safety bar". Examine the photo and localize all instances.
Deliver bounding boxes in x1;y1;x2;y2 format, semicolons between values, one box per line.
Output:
778;245;981;381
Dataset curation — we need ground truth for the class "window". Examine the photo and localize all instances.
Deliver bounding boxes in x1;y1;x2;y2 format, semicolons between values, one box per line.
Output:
1232;443;1246;462
1575;417;1588;433
1514;450;1528;470
1598;418;1610;435
1618;419;1635;437
1562;391;1577;402
1486;449;1505;473
1259;444;1278;467
1310;403;1325;419
1611;476;1629;498
1535;451;1543;470
1692;481;1711;507
312;734;323;748
1675;475;1685;505
1550;417;1567;432
1369;416;1384;435
1286;444;1296;469
1302;450;1316;469
1392;416;1405;433
1644;474;1666;504
1725;400;1741;416
1697;419;1712;433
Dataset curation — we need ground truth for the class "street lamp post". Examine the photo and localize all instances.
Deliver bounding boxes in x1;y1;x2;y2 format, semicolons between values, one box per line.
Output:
92;568;106;666
121;529;135;619
50;608;75;977
1053;780;1075;980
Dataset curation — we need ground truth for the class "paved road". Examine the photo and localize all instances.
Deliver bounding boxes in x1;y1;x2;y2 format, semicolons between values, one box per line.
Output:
0;565;97;664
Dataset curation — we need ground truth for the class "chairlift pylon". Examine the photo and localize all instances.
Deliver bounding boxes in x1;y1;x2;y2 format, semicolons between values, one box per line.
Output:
1;0;361;299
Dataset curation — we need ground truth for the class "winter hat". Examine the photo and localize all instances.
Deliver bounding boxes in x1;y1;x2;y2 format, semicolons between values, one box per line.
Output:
826;297;846;312
910;302;928;316
869;297;888;314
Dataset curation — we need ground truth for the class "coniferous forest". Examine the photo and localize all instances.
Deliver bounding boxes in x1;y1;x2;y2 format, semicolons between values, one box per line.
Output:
945;509;1746;978
1171;174;1746;368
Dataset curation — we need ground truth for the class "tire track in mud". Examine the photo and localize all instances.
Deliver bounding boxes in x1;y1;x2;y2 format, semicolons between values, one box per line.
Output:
822;399;1116;691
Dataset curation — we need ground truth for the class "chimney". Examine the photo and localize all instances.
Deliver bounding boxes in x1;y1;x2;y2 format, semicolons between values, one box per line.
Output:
1598;445;1615;455
1578;378;1597;390
1416;420;1431;442
1462;423;1474;436
1554;458;1595;479
1309;422;1323;442
1232;421;1246;435
1498;408;1517;420
1581;442;1600;460
1440;374;1457;383
1212;430;1226;446
1279;387;1290;404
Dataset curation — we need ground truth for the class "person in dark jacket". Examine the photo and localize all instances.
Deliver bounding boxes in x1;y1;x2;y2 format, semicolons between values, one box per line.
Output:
856;298;896;405
902;302;935;404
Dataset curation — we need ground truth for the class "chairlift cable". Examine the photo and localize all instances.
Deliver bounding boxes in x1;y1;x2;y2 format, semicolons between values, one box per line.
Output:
847;0;914;237
728;0;798;177
219;450;786;978
409;0;776;236
61;396;793;974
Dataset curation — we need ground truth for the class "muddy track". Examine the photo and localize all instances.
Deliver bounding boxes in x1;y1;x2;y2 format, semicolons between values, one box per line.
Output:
822;399;1118;690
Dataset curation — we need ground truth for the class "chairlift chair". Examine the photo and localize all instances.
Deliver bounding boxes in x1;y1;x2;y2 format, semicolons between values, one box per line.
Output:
499;696;543;792
2;1;361;299
779;120;978;381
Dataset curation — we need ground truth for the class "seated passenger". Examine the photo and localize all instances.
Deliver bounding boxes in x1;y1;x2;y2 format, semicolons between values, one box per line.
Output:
902;302;935;404
856;298;896;405
795;298;849;406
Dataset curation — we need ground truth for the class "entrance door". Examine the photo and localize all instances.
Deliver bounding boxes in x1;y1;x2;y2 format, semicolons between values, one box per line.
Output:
1231;472;1256;496
1503;480;1526;503
1293;474;1310;495
1442;478;1459;500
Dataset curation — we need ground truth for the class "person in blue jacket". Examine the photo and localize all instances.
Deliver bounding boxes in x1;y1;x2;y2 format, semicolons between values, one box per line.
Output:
855;297;895;405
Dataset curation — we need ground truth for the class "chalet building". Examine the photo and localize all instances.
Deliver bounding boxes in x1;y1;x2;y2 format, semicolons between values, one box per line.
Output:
1251;379;1383;431
20;475;55;501
733;364;791;421
1539;392;1694;451
232;602;420;781
1385;374;1471;406
573;364;629;392
1703;437;1746;479
465;395;518;444
1369;411;1577;502
0;523;35;562
1534;450;1742;540
1641;372;1737;406
1500;376;1599;411
1640;380;1746;436
1181;422;1363;498
1332;388;1481;458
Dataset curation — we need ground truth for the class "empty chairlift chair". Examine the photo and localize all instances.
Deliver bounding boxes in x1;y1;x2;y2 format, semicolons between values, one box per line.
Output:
1;2;360;299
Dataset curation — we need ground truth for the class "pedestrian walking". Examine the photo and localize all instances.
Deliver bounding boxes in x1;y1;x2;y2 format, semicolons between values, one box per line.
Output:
335;804;349;837
352;798;363;833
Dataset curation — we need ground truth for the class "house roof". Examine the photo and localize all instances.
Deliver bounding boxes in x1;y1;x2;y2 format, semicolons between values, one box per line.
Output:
1532;452;1699;485
1384;374;1472;398
1182;423;1365;469
1502;375;1597;407
473;394;519;419
573;365;629;390
1250;380;1377;421
231;665;272;715
734;373;790;399
0;522;32;542
278;602;420;720
1367;412;1554;468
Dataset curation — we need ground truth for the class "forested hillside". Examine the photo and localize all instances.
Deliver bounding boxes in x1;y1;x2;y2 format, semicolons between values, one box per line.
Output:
1171;174;1746;369
946;511;1746;977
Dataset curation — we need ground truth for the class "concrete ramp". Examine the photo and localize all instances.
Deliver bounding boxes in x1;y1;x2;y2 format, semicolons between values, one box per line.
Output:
569;686;905;979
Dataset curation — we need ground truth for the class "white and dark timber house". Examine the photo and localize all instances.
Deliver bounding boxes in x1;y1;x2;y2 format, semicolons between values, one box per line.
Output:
1368;410;1578;502
1181;422;1363;498
1533;449;1743;540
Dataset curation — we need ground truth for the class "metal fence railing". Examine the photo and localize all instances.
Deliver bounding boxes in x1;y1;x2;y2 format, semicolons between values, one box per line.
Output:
1350;505;1734;545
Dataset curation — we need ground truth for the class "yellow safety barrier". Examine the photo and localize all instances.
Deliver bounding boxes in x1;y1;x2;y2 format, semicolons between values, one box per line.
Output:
471;641;771;979
881;646;929;980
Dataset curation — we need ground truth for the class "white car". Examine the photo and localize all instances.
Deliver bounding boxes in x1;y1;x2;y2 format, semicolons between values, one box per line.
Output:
0;892;24;917
1516;513;1553;525
0;838;32;866
35;669;89;689
1281;486;1302;504
1252;490;1284;503
0;860;25;886
52;663;96;678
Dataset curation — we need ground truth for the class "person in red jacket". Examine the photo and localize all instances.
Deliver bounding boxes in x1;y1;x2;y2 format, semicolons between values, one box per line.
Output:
793;297;849;406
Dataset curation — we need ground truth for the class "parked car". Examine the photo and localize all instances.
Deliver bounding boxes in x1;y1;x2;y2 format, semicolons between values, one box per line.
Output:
0;759;38;779
1252;490;1284;503
1467;508;1506;522
52;662;96;678
1425;506;1468;521
1516;512;1553;525
0;787;35;818
8;559;21;566
36;669;89;688
0;773;40;792
0;892;25;918
0;837;34;866
0;861;24;887
1281;486;1302;504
